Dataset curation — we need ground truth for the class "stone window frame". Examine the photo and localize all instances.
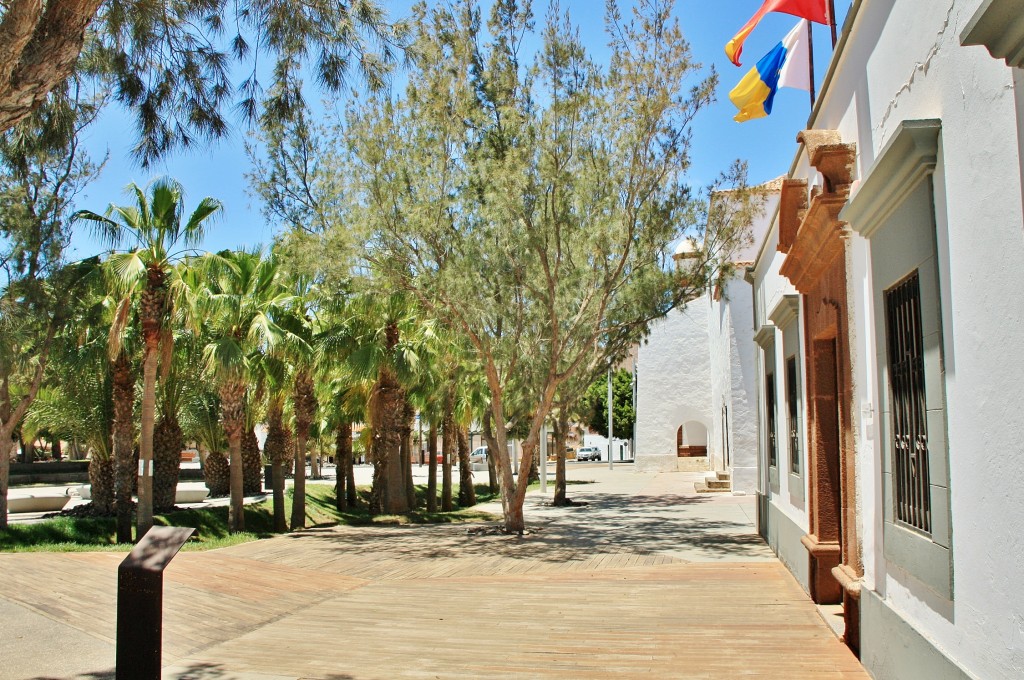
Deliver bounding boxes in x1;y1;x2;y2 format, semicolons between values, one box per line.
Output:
769;294;804;503
841;119;953;600
754;324;780;494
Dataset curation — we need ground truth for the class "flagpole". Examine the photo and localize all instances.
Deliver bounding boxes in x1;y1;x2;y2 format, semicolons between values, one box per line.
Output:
829;0;838;46
807;20;816;109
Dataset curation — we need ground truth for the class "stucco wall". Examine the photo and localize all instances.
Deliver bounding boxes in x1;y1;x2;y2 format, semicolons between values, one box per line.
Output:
802;1;1024;676
708;277;759;494
634;303;712;472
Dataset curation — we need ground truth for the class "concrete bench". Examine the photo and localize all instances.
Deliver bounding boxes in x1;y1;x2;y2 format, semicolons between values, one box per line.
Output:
8;495;71;513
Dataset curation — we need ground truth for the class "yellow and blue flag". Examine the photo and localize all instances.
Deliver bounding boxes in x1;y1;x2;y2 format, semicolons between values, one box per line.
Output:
729;20;811;123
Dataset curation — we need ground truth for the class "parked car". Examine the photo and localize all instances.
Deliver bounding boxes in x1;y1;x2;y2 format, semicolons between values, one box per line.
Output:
469;446;488;464
576;446;601;462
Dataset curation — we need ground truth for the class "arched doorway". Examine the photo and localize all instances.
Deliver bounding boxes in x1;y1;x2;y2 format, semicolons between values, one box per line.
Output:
676;421;708;458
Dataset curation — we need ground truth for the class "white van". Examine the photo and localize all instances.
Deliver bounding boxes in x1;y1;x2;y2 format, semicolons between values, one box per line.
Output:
470;446;488;464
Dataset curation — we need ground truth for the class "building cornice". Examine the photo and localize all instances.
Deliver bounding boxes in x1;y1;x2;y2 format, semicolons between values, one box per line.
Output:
779;132;857;294
840;120;940;240
961;0;1024;68
753;324;777;348
768;295;801;329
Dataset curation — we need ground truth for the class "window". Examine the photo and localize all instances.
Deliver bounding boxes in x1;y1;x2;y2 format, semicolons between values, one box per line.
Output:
884;272;932;534
766;373;778;468
786;356;800;475
843;119;951;599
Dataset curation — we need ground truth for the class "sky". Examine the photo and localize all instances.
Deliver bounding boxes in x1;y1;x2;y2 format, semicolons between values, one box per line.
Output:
67;0;851;261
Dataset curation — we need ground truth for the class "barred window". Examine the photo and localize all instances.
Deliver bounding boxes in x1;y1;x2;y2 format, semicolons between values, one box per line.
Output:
885;272;931;534
766;373;778;468
786;357;800;474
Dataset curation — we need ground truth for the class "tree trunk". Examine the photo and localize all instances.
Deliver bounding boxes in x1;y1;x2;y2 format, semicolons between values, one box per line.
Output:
153;413;183;512
427;424;438;512
291;369;317;530
242;426;262;495
346;442;357;507
441;404;454;512
265;398;288;531
401;425;415;511
0;434;10;529
457;424;475;507
138;265;166;540
487;451;497;494
310;445;320;478
0;0;105;135
402;399;416;510
203;451;230;496
553;411;570;506
334;421;352;512
219;378;247;533
88;454;114;514
112;353;135;543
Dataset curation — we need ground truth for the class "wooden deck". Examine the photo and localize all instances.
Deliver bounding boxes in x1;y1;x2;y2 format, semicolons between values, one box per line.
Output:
0;470;866;679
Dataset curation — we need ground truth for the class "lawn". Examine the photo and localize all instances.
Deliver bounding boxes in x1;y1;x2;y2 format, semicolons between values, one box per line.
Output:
0;483;501;553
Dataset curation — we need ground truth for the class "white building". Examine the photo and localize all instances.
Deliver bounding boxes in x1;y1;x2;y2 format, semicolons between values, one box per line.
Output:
634;182;780;494
751;1;1024;676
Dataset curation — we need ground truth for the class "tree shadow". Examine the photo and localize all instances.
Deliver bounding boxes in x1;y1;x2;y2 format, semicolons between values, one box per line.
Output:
271;489;770;571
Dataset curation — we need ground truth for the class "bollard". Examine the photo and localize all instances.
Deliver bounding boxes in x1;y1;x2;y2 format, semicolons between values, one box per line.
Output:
116;526;195;679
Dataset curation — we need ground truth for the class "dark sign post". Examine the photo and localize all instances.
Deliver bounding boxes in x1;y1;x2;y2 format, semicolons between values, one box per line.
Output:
116;526;195;679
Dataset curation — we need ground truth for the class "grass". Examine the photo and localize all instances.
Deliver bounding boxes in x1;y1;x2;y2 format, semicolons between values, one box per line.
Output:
0;482;501;553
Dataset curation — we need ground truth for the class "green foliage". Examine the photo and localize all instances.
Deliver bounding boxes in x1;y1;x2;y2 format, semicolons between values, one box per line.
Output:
86;0;411;165
0;482;498;551
583;369;635;440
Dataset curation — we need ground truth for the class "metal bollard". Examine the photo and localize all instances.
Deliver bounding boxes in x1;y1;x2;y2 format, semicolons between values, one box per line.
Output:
116;526;195;679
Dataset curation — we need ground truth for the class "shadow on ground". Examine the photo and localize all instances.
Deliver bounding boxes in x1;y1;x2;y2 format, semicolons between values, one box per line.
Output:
274;490;768;569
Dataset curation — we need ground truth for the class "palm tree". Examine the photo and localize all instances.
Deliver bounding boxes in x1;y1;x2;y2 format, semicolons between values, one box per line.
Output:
194;249;292;533
277;273;319;530
75;177;222;539
343;291;433;515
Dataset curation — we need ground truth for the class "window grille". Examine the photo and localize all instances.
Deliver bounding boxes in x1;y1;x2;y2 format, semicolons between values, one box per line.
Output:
786;357;800;474
885;272;931;534
766;373;778;468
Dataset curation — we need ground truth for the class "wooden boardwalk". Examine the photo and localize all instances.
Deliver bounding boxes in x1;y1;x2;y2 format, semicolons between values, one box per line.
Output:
0;470;867;679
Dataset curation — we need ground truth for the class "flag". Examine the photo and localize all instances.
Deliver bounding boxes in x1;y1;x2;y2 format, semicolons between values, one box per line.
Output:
729;20;811;122
725;0;827;66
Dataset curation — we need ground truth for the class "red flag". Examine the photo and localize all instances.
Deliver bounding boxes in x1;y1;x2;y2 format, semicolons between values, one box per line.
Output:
726;0;828;66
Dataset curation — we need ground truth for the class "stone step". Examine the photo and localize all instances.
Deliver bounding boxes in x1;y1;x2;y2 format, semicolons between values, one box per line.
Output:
705;478;732;490
694;481;731;494
715;470;731;482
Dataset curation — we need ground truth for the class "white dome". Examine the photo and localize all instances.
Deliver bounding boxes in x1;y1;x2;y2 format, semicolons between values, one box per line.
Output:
673;237;698;257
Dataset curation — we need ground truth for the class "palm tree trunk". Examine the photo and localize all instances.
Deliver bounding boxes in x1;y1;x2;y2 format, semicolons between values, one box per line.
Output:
153;413;183;512
112;353;135;543
220;377;247;533
0;433;11;529
402;399;415;510
138;270;165;541
345;440;357;507
89;453;115;514
242;426;262;495
457;424;475;507
335;421;351;512
441;404;453;512
291;427;307;529
265;398;288;532
427;424;438;512
291;369;317;530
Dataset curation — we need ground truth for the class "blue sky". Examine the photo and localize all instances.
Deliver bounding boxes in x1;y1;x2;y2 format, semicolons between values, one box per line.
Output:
68;0;849;260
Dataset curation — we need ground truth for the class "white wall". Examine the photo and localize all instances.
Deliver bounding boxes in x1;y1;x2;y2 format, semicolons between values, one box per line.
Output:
634;303;712;472
805;1;1024;676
